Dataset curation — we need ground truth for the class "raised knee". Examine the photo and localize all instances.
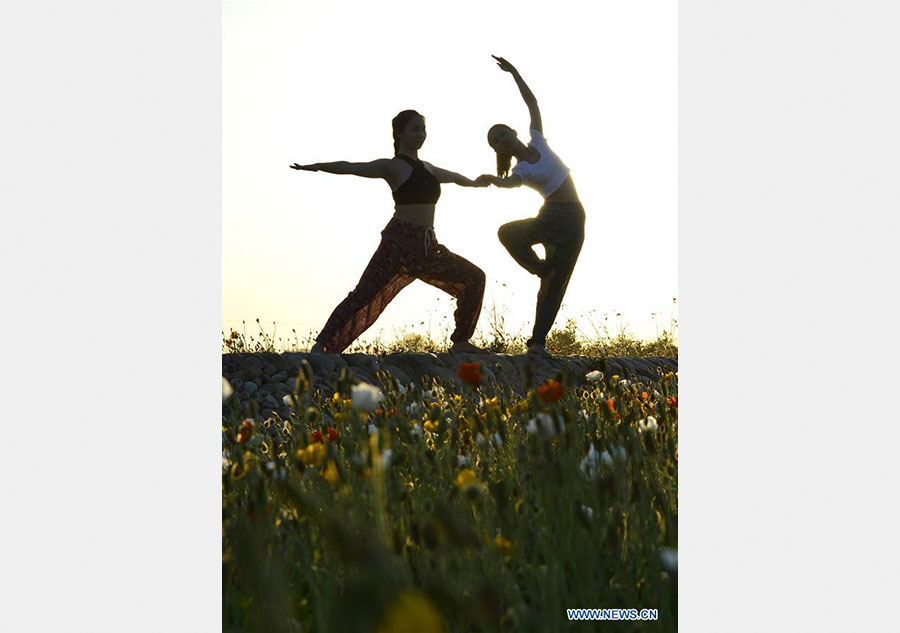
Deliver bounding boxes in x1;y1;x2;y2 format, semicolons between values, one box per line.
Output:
497;223;513;244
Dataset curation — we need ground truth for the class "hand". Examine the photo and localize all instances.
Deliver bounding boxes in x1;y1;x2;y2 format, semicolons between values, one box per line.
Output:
474;174;495;187
492;55;517;74
290;163;319;171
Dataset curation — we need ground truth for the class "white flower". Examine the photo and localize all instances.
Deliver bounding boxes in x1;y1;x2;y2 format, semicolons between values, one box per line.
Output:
351;383;384;412
397;383;407;395
580;504;595;522
578;409;589;421
619;379;631;389
585;370;602;383
638;416;658;433
282;394;293;406
457;455;470;467
265;461;276;472
476;433;487;446
379;449;393;470
492;432;503;447
222;377;233;401
579;444;600;480
368;424;378;435
406;401;422;416
527;413;561;437
600;444;627;467
659;548;677;572
410;423;424;437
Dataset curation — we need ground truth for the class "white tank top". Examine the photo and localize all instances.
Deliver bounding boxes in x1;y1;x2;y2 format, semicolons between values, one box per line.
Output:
511;129;571;198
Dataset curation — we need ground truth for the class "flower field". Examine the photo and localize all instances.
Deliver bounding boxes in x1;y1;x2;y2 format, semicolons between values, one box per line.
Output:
223;360;678;632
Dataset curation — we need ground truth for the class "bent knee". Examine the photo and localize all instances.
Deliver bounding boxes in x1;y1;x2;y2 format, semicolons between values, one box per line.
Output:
497;223;514;244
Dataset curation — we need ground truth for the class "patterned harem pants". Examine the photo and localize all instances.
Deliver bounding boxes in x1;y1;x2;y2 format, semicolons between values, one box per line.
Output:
315;218;485;353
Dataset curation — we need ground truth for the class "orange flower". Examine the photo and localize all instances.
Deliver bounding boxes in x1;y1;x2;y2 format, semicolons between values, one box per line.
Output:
494;535;513;555
641;391;649;400
236;419;254;444
606;398;616;413
537;379;564;403
458;362;482;385
667;396;678;407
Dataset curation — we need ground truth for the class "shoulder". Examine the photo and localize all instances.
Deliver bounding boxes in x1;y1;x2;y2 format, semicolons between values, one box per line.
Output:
529;128;547;146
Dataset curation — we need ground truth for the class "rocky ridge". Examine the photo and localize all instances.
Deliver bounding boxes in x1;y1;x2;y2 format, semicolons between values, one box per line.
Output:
222;352;678;420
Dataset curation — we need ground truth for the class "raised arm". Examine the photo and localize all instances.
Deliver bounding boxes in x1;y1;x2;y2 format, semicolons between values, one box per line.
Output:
289;159;393;179
492;55;542;134
426;164;492;188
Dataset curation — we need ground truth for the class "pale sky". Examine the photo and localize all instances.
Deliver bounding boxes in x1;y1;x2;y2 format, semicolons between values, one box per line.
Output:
223;0;677;347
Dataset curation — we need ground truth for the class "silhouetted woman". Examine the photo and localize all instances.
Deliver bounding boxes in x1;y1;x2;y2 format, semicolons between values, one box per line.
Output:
481;56;585;358
291;110;490;354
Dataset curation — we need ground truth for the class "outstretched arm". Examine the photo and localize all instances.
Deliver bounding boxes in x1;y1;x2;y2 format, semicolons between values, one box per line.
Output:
479;174;523;189
427;164;491;188
492;55;542;134
289;159;392;179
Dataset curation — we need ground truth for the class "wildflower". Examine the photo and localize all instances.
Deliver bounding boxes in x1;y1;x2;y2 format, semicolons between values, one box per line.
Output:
368;424;378;435
482;396;501;412
600;444;627;467
580;504;595;522
641;391;649;400
457;455;470;467
458;362;482;385
492;432;503;447
526;412;562;437
379;449;393;470
310;429;325;444
537;379;564;403
606;398;616;414
638;416;659;433
494;535;512;555
236;419;254;444
659;548;678;573
667;396;678;407
585;370;602;383
297;442;327;467
322;459;340;485
282;394;294;407
410;423;424;437
376;592;445;633
454;468;478;491
476;433;487;446
351;383;384;412
424;420;439;434
579;444;600;480
222;377;233;401
326;427;340;442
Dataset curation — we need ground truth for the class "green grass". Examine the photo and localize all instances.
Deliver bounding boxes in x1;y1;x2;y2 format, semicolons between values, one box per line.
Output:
222;364;678;632
222;308;678;358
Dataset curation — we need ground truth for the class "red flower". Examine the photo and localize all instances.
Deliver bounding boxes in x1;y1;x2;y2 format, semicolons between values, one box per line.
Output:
537;379;564;403
458;362;482;385
667;396;678;407
326;427;340;443
236;419;254;444
310;429;325;444
606;398;616;413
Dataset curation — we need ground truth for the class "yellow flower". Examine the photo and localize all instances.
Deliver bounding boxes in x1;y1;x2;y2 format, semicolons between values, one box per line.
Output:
454;468;478;490
483;396;501;411
321;459;340;485
377;592;446;633
494;535;512;555
424;420;439;433
510;399;529;415
297;443;327;467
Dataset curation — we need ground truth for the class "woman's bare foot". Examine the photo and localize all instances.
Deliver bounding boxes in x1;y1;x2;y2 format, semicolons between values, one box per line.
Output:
451;340;487;354
527;342;552;358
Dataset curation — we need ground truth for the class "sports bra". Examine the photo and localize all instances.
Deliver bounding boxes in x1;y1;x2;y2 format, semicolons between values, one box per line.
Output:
392;154;441;205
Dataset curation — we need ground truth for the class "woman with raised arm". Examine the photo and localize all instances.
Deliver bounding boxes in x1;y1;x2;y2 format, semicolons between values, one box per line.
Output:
481;56;586;358
291;110;491;354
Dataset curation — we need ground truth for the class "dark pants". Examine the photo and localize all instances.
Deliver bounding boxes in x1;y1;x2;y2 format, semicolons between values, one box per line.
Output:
497;202;585;346
316;218;485;353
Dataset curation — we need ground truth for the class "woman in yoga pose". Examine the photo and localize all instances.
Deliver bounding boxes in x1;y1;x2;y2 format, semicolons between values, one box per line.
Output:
481;56;586;358
291;110;490;354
